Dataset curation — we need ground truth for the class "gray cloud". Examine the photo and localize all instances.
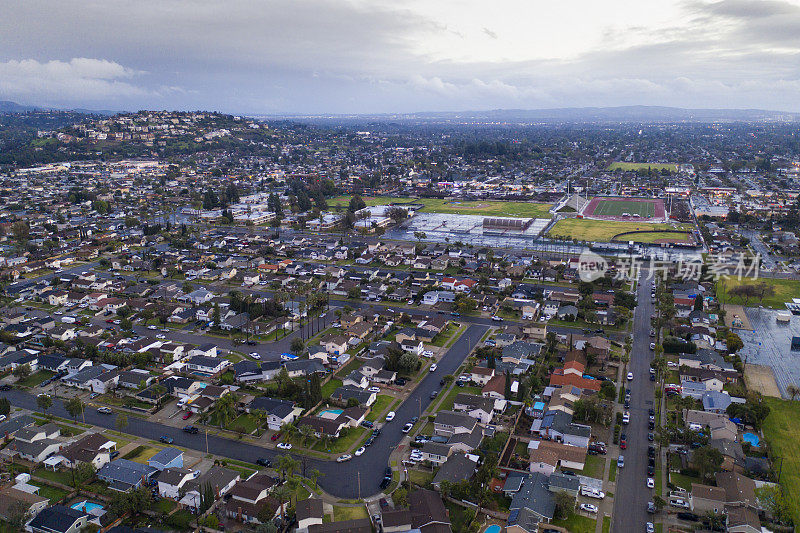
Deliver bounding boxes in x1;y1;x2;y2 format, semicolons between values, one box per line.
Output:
2;0;800;112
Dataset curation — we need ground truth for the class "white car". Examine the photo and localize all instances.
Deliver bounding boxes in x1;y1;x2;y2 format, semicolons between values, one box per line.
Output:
429;363;437;372
646;522;655;533
647;477;655;488
354;447;366;456
649;343;656;350
581;488;605;499
368;386;380;393
385;411;395;422
402;423;413;433
491;316;503;322
579;503;598;514
410;451;423;460
97;407;112;414
627;372;634;381
422;350;434;357
276;442;292;450
192;470;201;478
250;352;261;360
156;334;166;339
667;361;678;368
337;454;352;463
622;412;630;424
147;325;158;330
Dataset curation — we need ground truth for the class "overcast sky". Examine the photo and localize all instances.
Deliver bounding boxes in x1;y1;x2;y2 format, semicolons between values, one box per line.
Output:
2;0;800;114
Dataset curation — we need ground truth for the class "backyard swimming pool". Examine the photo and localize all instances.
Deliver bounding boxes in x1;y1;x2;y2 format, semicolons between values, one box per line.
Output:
71;501;105;513
319;408;344;419
483;526;502;533
742;432;760;447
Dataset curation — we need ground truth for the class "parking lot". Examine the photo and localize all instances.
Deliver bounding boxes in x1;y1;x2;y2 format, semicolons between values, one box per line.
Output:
739;307;800;398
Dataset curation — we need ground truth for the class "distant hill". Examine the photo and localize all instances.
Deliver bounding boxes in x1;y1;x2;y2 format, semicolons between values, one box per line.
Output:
0;101;39;113
258;105;800;124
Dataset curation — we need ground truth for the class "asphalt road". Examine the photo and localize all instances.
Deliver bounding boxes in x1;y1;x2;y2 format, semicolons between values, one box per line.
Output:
0;323;487;499
612;271;656;533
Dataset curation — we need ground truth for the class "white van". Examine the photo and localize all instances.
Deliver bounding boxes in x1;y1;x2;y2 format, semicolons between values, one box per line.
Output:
580;487;605;499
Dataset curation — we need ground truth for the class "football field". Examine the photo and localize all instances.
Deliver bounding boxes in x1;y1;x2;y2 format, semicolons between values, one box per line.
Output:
592;199;655;218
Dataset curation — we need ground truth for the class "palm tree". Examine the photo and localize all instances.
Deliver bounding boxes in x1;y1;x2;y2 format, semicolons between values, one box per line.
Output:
298;424;314;447
308;468;323;490
273;485;291;522
213;393;238;429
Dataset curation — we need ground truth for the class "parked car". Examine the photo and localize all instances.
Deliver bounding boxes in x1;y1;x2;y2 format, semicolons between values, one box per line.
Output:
354;447;366;456
337;454;352;463
256;458;272;467
360;420;374;428
97;407;112;414
627;372;634;381
368;386;380;393
271;433;281;441
182;412;192;420
183;426;199;434
580;503;598;513
277;442;292;450
395;378;407;386
249;352;261;360
379;477;391;489
429;363;437;372
385;411;395;422
159;436;174;444
402;423;413;433
647;477;655;488
430;390;439;399
491;316;503;321
0;384;10;391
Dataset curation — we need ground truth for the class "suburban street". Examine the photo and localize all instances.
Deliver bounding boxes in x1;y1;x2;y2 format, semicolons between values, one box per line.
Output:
0;323;487;499
612;271;656;532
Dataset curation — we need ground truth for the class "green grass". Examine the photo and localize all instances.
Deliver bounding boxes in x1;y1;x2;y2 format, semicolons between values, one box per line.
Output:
430;322;458;347
762;397;800;525
152;497;177;514
593;199;655;218
332;505;368;521
582;454;605;479
16;370;55;388
437;385;482;411
444;500;476;532
669;472;697;492
609;461;617;482
408;469;434;487
310;426;368;454
229;413;259;433
329;196;552;219
29;480;69;503
122;445;147;461
552;512;596;533
602;515;611;533
129;446;160;464
548;219;693;242
718;275;800;309
607;162;678;172
335;357;364;377
321;378;343;399
366;395;395;422
33;467;75;487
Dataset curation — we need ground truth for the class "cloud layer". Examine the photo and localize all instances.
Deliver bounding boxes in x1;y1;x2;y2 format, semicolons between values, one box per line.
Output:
2;0;800;113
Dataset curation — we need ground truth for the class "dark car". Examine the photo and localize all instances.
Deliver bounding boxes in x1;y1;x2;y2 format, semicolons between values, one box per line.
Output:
256;458;272;467
360;420;374;428
648;408;655;416
0;384;11;391
395;377;407;386
648;432;654;441
159;435;174;444
365;436;375;447
385;467;392;478
649;374;656;381
647;465;655;475
648;420;655;430
439;379;445;386
182;426;199;434
647;446;655;457
110;450;120;459
379;477;391;489
372;428;382;437
677;512;699;522
430;390;439;399
246;340;257;346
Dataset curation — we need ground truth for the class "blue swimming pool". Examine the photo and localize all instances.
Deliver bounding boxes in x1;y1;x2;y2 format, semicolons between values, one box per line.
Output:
742;432;760;447
483;526;502;533
319;408;343;417
71;501;105;513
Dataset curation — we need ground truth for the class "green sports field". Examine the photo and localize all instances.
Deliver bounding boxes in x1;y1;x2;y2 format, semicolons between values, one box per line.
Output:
329;196;552;219
548;219;693;242
607;162;678;172
592;199;655;218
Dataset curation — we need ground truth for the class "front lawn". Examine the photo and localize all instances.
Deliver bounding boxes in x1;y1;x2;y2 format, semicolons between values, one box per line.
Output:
552;513;596;533
430;323;458;347
437;385;482;411
718;275;800;309
229;413;259;434
17;370;55;388
582;454;605;479
608;461;617;482
332;505;368;521
311;426;368;454
366;395;396;422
